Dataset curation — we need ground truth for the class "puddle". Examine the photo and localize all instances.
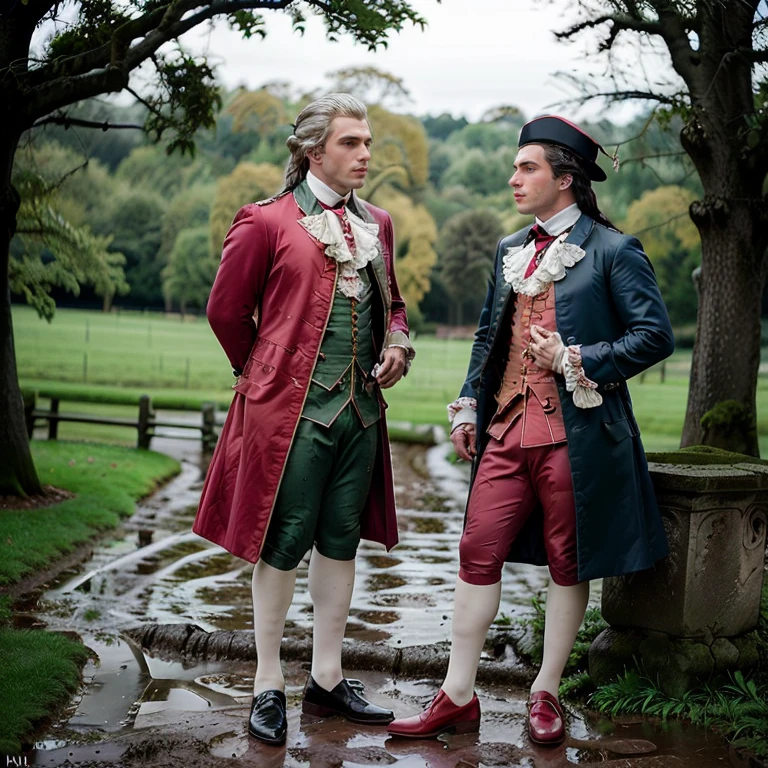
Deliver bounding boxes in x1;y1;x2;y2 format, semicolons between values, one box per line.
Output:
26;440;747;768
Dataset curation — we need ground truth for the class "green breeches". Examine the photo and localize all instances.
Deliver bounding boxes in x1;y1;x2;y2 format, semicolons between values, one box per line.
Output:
260;404;378;571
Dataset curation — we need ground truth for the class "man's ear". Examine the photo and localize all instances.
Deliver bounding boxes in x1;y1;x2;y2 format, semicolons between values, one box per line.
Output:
559;174;573;190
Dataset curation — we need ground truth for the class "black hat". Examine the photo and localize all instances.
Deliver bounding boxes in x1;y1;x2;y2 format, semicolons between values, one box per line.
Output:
519;115;607;182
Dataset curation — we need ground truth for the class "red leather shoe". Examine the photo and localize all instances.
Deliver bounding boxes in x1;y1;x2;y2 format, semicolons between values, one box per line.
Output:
527;690;565;745
387;689;480;739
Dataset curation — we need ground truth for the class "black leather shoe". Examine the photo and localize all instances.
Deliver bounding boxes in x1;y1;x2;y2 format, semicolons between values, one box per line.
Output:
248;689;287;746
302;676;394;724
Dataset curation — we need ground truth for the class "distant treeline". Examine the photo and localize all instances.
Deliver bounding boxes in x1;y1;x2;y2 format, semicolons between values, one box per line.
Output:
14;78;746;335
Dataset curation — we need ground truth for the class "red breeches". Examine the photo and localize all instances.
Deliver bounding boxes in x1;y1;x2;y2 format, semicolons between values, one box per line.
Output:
459;418;579;587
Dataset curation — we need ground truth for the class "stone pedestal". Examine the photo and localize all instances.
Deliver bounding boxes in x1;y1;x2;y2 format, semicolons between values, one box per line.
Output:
590;457;768;696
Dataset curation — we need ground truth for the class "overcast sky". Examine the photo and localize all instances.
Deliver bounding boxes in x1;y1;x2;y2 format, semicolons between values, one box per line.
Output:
184;0;658;123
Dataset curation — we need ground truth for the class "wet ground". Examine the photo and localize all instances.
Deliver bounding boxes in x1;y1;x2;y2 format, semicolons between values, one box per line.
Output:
13;424;759;767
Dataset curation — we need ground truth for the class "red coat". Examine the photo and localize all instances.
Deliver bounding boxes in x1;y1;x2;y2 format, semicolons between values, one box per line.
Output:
193;190;411;563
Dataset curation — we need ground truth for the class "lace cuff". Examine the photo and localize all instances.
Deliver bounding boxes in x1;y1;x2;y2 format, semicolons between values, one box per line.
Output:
563;346;603;409
447;396;477;423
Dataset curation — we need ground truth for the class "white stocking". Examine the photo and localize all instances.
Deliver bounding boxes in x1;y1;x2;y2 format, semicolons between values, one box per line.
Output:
531;578;590;698
251;559;297;695
308;548;356;692
441;577;502;707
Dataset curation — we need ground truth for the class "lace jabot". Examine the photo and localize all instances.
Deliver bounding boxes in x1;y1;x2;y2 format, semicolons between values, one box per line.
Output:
298;208;380;299
502;233;585;296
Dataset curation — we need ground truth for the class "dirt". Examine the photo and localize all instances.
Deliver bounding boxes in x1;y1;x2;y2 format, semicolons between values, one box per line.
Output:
0;484;75;511
11;441;766;768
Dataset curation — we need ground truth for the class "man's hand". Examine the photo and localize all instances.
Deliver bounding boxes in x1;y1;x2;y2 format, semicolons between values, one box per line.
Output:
530;325;566;374
376;346;407;389
451;423;477;462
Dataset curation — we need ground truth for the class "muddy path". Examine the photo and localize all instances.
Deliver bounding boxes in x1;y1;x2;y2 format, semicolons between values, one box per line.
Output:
10;433;755;768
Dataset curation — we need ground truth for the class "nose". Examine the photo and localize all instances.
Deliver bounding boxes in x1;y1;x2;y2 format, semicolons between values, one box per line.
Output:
360;144;371;162
509;170;520;188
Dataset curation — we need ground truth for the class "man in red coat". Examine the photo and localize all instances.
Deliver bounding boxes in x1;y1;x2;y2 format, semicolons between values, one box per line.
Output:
193;93;414;746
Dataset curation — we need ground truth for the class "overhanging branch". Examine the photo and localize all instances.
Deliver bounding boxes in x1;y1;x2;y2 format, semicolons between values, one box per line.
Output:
31;114;144;131
556;13;665;43
124;0;290;71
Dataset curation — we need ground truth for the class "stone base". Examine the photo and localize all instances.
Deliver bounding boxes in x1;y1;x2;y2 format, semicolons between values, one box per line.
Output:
589;627;761;699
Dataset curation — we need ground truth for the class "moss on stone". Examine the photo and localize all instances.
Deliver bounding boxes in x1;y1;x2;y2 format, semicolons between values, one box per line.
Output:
647;444;768;466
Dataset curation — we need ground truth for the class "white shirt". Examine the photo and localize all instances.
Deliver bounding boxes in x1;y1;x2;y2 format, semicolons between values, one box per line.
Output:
306;171;351;208
535;203;581;236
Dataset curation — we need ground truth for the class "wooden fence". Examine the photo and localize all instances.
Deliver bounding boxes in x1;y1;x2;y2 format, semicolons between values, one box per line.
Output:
23;392;218;452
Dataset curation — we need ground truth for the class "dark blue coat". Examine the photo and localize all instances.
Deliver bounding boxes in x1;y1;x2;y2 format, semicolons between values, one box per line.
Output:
460;213;675;582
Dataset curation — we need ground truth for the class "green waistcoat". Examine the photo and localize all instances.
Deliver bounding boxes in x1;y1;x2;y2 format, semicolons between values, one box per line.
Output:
302;269;381;428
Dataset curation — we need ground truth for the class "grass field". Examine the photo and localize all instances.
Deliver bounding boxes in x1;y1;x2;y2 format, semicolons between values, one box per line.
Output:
13;305;768;454
0;441;180;754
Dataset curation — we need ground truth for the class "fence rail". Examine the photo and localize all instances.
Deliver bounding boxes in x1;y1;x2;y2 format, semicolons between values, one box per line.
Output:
23;392;218;452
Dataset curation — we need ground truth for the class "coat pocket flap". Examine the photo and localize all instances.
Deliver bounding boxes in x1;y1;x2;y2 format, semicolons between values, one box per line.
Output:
232;377;253;396
602;417;633;442
311;361;351;391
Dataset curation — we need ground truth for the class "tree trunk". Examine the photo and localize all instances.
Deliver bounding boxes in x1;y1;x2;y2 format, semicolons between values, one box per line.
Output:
0;131;43;495
676;2;768;457
681;206;765;456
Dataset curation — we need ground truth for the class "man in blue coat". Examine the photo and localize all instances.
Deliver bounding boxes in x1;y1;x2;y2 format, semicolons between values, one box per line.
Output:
388;115;674;745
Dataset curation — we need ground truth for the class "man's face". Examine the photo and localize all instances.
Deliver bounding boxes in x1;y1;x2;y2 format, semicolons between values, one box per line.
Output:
508;144;572;221
309;116;372;195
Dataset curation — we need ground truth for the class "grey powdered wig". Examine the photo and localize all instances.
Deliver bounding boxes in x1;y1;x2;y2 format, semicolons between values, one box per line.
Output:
283;93;368;191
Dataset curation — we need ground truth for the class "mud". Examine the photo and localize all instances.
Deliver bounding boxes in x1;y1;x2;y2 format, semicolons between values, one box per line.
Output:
9;434;762;768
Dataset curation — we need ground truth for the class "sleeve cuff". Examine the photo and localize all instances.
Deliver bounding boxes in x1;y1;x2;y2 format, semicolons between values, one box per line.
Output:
384;331;415;374
447;397;477;425
563;345;603;409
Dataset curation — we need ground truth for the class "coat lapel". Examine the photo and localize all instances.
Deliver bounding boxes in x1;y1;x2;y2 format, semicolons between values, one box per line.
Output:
293;180;323;217
349;194;391;309
564;213;595;249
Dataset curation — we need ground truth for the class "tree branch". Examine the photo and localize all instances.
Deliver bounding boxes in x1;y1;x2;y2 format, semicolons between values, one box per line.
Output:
560;87;685;105
23;67;131;126
31;114;144;131
740;48;768;63
622;150;689;163
123;0;290;72
630;210;691;236
20;0;288;123
556;13;664;43
26;0;288;88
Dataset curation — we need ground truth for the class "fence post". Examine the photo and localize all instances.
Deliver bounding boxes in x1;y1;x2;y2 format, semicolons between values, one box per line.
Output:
48;398;60;440
137;395;153;450
660;360;666;383
201;402;217;454
23;390;37;438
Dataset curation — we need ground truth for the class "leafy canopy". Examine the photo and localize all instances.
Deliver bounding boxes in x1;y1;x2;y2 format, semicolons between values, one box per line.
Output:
16;1;431;155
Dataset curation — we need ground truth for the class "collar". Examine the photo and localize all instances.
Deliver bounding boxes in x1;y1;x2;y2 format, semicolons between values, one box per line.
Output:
306;171;351;208
535;203;581;237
